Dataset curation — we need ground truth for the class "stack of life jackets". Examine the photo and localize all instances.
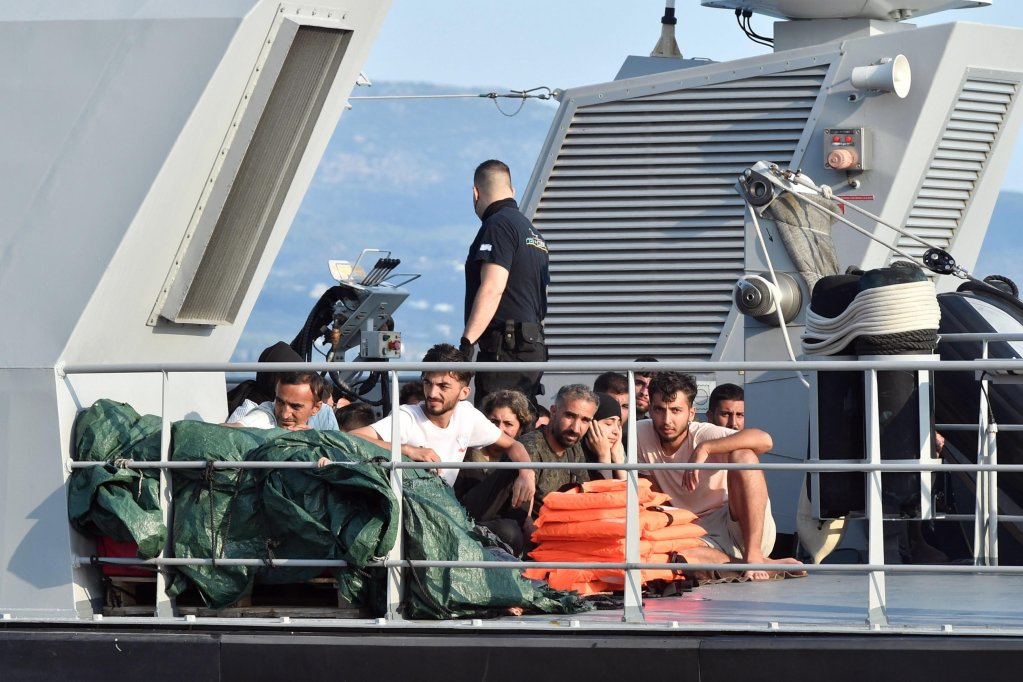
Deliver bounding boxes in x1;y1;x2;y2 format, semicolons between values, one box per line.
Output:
522;479;706;595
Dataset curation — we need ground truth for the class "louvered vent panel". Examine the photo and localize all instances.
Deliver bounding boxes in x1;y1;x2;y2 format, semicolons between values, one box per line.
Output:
534;67;828;360
898;78;1016;261
169;27;349;325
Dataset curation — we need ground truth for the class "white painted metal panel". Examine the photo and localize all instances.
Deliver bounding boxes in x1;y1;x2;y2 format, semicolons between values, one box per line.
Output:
532;66;829;361
898;77;1018;261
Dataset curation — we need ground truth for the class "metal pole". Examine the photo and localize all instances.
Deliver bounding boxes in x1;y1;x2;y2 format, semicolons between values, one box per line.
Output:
918;366;934;521
154;371;175;618
808;368;822;518
864;369;888;626
621;371;644;622
386;369;404;621
982;342;999;565
989;419;1000;565
975;343;991;565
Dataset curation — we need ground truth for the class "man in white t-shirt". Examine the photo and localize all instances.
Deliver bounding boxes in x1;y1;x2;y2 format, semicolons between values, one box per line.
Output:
637;371;802;580
224;371;336;430
342;343;537;514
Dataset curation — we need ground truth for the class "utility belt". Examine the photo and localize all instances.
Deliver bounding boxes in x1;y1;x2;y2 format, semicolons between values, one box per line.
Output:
479;320;545;354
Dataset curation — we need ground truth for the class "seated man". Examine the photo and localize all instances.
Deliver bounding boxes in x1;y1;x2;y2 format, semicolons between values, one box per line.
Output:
460;385;599;555
533;403;551;429
399;380;426;406
706;383;744;430
593;371;630;424
517;384;600;514
335;402;376;432
226;340;339;430
632;358;657;421
224;371;330;431
637;371;802;580
340;343;535;513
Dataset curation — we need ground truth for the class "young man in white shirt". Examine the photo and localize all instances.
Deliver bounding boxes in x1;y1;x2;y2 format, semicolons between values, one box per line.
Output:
224;371;330;431
343;343;536;515
636;371;802;580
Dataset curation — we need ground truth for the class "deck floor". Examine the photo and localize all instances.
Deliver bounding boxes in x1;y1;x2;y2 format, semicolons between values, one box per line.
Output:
514;572;1023;634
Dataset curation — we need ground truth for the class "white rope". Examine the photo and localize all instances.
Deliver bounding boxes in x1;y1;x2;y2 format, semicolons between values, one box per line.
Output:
803;280;941;356
774;167;961;268
747;203;810;388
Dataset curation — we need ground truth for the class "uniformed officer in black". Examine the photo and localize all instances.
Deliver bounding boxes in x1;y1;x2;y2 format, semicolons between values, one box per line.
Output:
461;160;549;408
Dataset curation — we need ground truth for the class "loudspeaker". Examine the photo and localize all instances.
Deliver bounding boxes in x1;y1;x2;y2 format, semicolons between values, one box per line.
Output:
851;54;911;98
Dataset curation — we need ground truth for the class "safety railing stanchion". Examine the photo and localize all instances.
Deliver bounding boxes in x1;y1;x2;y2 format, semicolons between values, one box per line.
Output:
974;342;996;566
154;370;175;618
864;369;888;626
918;367;935;521
622;371;644;622
983;340;999;565
988;417;1000;566
974;378;987;564
972;338;999;565
386;369;404;621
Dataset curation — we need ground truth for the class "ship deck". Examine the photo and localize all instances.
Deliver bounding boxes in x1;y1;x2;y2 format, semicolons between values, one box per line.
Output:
4;572;1022;681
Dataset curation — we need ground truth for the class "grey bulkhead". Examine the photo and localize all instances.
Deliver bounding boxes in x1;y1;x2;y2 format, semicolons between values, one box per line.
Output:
519;20;1023;531
0;1;390;618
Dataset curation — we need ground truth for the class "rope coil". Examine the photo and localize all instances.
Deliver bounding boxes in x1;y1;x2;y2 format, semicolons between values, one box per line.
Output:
803;280;941;356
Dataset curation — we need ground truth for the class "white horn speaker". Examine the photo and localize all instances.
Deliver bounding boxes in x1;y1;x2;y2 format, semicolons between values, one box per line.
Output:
851;54;911;98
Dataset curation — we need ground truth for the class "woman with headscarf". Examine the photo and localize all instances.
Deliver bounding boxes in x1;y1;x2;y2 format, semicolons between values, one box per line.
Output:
582;392;626;480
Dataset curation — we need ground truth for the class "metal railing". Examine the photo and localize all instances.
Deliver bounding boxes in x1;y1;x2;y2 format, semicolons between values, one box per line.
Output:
61;341;1023;626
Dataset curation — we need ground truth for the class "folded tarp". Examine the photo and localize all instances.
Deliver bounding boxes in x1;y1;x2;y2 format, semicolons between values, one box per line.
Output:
399;467;589;619
165;422;398;611
68;399;166;560
69;400;589;619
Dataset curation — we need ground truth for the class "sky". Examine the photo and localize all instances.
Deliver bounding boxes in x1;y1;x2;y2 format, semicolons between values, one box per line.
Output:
359;0;1023;191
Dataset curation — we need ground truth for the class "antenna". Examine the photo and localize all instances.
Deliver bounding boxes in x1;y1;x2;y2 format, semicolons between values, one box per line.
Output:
650;1;683;59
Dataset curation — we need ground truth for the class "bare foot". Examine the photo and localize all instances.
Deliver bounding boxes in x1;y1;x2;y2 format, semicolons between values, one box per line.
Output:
743;557;806;581
506;606;524;616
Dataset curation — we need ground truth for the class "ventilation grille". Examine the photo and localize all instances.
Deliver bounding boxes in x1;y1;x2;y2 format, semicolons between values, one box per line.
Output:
898;77;1016;261
168;26;349;325
533;66;827;360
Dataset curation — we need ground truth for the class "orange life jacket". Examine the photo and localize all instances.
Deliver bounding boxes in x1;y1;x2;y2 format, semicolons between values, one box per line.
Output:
531;508;701;541
540;478;659;510
525;479;704;594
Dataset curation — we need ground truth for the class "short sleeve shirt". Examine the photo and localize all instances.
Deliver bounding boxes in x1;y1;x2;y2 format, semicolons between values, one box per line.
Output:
464;199;550;327
635;420;736;516
370;401;502;487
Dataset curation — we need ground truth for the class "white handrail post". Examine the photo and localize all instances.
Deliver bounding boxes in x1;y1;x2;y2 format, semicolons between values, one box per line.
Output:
864;369;888;626
917;367;934;521
974;343;992;566
981;339;999;565
622;371;644;622
988;418;999;566
386;369;405;620
154;370;175;618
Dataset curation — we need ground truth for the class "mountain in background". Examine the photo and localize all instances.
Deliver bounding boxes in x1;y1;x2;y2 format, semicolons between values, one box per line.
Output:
235;82;556;362
236;81;1023;361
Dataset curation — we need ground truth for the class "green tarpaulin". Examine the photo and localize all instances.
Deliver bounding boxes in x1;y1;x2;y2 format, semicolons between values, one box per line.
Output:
68;400;589;619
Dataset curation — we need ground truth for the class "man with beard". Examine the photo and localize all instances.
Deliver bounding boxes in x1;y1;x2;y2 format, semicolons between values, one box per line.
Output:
345;343;536;514
515;384;599;516
633;357;658;421
454;384;598;555
224;371;328;431
706;383;745;431
637;371;803;580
